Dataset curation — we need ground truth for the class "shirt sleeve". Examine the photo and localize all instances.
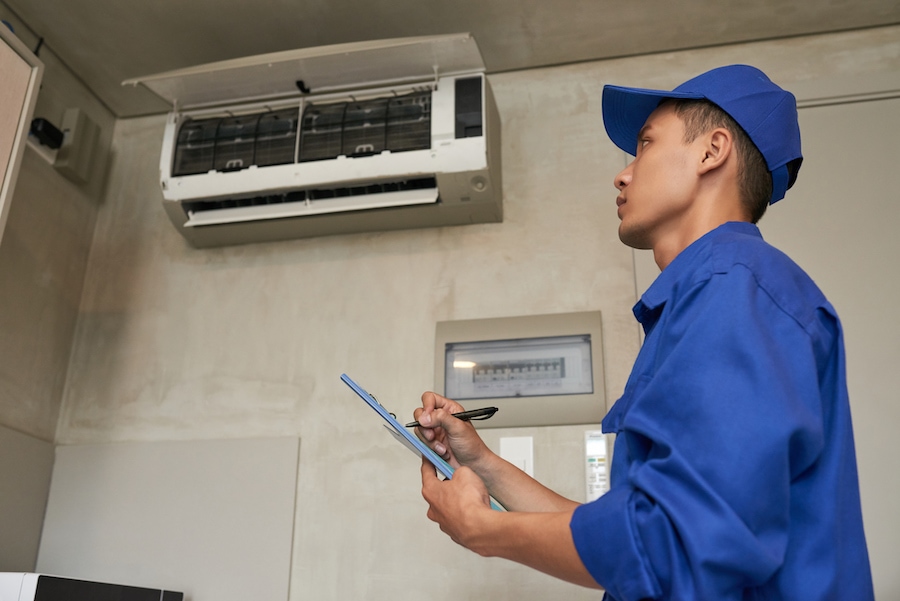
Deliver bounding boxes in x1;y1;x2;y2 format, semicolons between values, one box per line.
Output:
571;265;827;600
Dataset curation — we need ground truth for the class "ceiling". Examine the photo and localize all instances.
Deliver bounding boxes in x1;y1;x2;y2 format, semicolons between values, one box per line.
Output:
2;0;899;118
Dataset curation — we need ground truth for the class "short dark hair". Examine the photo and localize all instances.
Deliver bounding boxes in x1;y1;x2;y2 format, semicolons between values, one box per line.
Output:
670;99;772;223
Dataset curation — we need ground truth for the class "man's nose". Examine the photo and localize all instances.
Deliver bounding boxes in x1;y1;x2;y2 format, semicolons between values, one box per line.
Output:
615;163;633;190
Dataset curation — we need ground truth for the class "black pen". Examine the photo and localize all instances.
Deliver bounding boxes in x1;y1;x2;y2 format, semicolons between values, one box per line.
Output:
405;406;498;428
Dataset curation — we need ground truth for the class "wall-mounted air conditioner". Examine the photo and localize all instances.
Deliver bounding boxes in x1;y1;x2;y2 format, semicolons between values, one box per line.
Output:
123;34;501;248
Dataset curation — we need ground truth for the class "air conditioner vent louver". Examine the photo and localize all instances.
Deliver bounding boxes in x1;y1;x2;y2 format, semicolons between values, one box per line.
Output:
182;176;438;215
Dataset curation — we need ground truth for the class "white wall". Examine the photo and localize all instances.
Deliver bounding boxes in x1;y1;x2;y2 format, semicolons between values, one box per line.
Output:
37;437;299;601
27;24;900;601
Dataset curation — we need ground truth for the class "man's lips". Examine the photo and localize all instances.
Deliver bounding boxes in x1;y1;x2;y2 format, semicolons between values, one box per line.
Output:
616;196;626;207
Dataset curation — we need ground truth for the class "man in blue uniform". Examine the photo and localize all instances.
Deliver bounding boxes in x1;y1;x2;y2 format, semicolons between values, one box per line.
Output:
415;65;874;600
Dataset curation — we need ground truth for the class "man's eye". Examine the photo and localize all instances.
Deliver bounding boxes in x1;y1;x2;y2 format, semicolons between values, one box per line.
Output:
640;139;650;148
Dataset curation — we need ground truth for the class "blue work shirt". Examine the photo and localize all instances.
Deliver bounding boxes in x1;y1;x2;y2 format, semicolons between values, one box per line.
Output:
571;222;874;600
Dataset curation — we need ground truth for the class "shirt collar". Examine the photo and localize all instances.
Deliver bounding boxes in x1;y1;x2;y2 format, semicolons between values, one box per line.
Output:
633;221;762;325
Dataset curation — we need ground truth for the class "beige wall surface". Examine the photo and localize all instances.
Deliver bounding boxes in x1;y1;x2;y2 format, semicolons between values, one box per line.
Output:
56;65;635;601
0;15;114;441
35;24;900;601
0;17;114;573
0;423;53;571
0;31;31;201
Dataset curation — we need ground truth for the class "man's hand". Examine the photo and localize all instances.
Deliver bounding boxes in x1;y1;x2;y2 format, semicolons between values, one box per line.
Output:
420;458;494;553
414;390;580;513
414;395;597;588
419;459;599;588
413;391;491;469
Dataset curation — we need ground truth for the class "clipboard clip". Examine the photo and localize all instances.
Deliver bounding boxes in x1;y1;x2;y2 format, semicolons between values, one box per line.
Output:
369;393;396;420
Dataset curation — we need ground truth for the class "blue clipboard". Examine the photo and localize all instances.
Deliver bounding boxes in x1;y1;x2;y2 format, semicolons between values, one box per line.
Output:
341;373;455;479
340;373;504;511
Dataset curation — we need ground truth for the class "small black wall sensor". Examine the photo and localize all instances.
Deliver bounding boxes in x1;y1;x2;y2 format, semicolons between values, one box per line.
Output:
30;118;64;149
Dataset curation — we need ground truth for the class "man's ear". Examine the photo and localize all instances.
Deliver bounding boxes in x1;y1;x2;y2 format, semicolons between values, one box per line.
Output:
697;127;734;175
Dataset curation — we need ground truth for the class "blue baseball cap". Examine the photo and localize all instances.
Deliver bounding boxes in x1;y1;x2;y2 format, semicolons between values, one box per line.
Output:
602;65;802;204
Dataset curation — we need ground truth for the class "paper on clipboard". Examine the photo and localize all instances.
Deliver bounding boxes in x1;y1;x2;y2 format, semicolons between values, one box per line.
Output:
382;424;418;454
341;373;504;511
341;373;455;479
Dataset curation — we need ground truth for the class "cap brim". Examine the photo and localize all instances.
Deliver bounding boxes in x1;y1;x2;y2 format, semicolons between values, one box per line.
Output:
602;85;705;156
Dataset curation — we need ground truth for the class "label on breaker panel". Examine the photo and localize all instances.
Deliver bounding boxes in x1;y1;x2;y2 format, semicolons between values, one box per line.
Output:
585;430;609;502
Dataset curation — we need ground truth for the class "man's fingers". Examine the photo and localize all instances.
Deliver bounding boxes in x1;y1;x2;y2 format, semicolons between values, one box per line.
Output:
421;456;438;482
418;392;465;423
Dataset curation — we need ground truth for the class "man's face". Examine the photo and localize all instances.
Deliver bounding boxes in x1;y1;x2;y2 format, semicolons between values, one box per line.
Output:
613;102;701;250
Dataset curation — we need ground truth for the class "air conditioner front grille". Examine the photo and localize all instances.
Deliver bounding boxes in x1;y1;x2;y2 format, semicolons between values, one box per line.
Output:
172;91;432;177
300;92;431;162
